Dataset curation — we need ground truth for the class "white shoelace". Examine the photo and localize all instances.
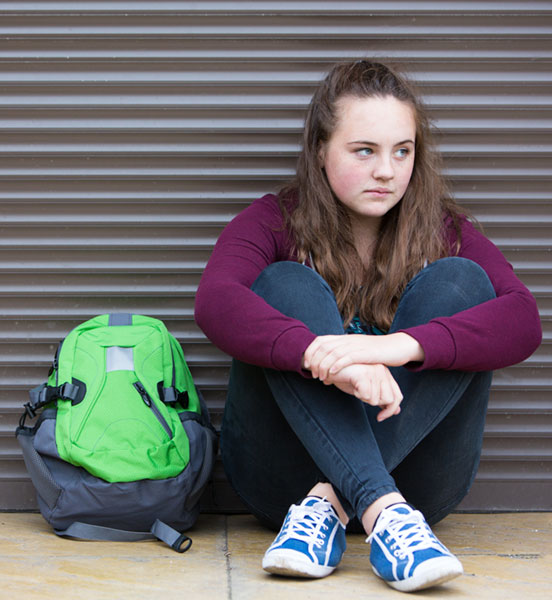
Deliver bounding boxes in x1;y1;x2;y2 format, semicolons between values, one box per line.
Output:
367;508;446;559
278;499;334;549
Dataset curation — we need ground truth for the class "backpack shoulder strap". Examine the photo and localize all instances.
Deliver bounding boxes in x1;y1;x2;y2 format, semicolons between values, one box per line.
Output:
54;519;192;553
20;382;82;425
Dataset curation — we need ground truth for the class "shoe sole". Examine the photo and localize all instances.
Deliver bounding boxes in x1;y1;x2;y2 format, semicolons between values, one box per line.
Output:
374;556;464;592
262;549;336;579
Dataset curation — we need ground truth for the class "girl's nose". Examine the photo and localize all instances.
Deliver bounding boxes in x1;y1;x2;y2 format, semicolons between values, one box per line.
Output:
372;155;394;180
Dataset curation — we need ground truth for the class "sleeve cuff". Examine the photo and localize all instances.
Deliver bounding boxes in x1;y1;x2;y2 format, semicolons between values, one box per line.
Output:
271;327;317;375
398;322;457;371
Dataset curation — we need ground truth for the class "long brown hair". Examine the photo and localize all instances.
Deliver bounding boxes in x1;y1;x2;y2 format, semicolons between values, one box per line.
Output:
279;60;463;330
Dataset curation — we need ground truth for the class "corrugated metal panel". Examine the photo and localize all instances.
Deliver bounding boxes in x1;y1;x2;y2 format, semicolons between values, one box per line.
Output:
0;1;550;512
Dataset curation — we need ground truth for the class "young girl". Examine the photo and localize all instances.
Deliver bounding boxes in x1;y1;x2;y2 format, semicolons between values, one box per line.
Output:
194;60;542;593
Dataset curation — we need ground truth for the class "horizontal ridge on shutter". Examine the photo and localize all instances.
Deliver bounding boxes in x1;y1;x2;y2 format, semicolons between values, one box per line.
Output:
0;0;549;512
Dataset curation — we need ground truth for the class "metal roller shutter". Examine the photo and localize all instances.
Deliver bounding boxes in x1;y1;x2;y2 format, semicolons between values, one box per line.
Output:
0;1;550;511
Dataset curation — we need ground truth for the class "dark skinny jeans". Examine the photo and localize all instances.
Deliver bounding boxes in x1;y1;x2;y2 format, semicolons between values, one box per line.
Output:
221;257;495;531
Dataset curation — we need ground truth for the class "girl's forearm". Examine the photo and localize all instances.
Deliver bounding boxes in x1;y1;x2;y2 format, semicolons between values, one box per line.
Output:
302;332;425;381
387;332;425;365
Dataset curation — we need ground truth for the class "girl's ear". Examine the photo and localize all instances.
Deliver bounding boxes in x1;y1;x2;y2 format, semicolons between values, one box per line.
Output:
318;143;326;167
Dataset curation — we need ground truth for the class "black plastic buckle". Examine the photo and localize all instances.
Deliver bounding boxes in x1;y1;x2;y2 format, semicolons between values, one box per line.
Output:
27;384;49;412
172;533;192;553
38;386;49;405
24;402;37;420
18;402;36;428
58;383;71;399
33;384;47;403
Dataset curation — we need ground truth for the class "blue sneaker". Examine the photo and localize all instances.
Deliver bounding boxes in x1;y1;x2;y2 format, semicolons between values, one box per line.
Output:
367;503;463;592
262;496;347;578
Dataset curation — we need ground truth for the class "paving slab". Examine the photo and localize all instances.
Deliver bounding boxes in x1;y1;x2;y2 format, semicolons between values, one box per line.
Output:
0;512;549;599
226;512;552;600
0;513;228;600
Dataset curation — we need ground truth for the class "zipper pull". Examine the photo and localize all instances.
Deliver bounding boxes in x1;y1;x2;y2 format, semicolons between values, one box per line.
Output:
133;381;173;439
134;381;152;406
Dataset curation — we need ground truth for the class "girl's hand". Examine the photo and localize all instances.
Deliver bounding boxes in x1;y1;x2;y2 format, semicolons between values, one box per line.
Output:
303;333;425;381
324;363;403;422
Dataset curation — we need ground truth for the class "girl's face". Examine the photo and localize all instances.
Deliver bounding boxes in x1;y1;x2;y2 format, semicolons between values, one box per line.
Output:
320;95;416;231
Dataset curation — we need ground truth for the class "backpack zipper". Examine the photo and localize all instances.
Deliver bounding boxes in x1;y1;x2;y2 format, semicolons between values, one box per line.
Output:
133;381;173;439
53;340;63;386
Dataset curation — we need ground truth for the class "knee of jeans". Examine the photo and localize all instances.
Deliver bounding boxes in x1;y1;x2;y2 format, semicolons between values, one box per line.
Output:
251;262;343;330
252;261;329;298
392;257;496;330
433;257;494;299
409;257;495;309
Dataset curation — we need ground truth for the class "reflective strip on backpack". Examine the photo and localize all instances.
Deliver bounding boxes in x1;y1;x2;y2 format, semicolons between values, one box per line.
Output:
106;346;134;372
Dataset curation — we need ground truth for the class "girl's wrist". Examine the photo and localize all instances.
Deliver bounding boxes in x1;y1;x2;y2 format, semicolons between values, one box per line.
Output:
391;332;425;364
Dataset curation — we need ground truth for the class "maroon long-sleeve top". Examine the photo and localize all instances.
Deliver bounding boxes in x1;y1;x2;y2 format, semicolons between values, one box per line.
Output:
195;194;542;374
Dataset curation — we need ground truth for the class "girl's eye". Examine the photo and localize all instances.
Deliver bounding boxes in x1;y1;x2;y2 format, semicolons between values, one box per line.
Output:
356;148;373;157
395;147;410;158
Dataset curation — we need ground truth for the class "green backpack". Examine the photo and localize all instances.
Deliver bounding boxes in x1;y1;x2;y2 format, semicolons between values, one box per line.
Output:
17;313;217;552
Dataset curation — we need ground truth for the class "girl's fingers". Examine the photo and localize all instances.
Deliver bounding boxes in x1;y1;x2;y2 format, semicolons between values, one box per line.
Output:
371;377;380;405
356;371;379;406
377;391;402;422
306;342;336;376
390;378;403;405
379;395;403;421
374;370;403;421
377;402;398;422
317;354;348;380
326;363;403;421
319;343;379;380
379;376;394;408
322;355;354;379
305;335;357;373
305;336;340;367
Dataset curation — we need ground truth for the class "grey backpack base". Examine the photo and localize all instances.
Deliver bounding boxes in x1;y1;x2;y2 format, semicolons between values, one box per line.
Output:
18;396;217;552
16;314;218;552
